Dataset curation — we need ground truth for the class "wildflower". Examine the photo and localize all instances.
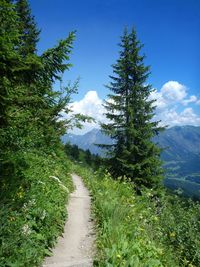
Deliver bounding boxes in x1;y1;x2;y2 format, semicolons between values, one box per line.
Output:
41;210;47;220
29;199;36;206
38;180;45;185
153;216;158;222
17;192;23;198
116;254;121;259
60;183;69;192
22;203;28;212
169;232;176;238
50;176;61;183
22;224;31;236
49;176;69;192
157;248;163;255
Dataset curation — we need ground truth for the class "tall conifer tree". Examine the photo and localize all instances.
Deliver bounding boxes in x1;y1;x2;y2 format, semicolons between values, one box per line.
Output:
101;28;163;188
15;0;40;56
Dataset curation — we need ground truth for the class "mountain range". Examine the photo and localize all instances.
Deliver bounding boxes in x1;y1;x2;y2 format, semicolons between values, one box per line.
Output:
62;125;200;198
63;126;200;162
63;125;200;199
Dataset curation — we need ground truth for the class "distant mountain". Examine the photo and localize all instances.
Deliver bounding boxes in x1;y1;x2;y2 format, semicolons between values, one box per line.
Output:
63;126;200;161
62;125;200;198
155;126;200;179
62;126;200;175
154;126;200;162
62;128;112;155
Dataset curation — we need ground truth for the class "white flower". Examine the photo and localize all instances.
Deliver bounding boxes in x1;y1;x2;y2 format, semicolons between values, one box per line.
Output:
41;210;47;220
38;180;45;185
49;176;69;192
22;203;28;212
29;199;36;206
22;224;31;236
50;176;61;183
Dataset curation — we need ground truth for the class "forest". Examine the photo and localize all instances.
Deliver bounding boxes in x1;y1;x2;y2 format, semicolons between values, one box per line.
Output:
0;1;200;266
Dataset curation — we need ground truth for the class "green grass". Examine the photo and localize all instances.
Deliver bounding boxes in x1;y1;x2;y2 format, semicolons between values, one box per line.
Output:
0;150;73;267
75;165;200;267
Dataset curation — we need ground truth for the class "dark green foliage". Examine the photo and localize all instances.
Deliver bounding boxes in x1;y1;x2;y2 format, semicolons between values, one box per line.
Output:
15;0;40;56
0;1;90;265
0;0;81;164
70;144;80;160
85;149;92;165
64;142;102;169
0;0;20;128
101;28;163;188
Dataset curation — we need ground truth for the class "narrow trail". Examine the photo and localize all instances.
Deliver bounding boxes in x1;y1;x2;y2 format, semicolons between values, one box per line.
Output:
43;174;95;267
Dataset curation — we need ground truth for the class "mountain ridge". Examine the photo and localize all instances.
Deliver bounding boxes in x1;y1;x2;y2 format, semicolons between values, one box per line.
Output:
62;126;200;157
62;125;200;181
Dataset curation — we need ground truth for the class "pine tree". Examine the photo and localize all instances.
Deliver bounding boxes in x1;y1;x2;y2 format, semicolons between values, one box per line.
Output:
71;145;80;161
101;28;163;188
85;149;92;165
0;0;83;166
0;0;21;129
15;0;40;56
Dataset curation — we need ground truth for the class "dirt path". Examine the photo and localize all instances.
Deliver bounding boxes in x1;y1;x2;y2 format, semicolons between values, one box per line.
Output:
43;174;95;267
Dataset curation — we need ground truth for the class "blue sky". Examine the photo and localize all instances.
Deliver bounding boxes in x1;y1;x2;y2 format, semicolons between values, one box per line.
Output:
30;0;200;133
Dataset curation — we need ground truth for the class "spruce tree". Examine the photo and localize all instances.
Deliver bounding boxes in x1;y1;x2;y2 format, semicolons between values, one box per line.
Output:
0;0;19;127
0;0;87;167
101;28;163;188
15;0;40;56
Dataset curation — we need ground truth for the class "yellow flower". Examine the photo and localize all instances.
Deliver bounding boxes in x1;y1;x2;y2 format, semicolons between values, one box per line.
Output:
169;232;176;237
17;191;24;199
157;248;163;255
153;216;158;222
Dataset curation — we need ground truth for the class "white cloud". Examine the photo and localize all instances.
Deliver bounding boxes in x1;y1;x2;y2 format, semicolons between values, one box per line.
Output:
68;81;200;134
150;81;191;111
71;91;104;118
154;107;200;127
149;90;167;110
69;91;107;134
181;95;198;106
150;81;200;127
161;81;187;102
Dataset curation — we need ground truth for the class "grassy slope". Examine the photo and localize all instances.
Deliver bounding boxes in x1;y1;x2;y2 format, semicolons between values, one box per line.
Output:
0;150;73;267
75;165;200;267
